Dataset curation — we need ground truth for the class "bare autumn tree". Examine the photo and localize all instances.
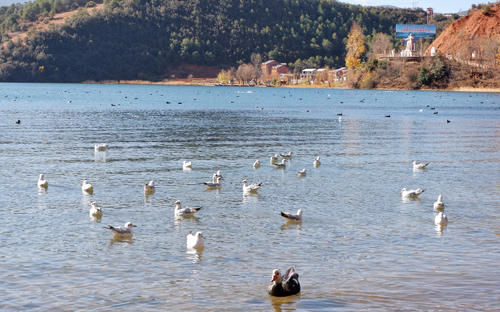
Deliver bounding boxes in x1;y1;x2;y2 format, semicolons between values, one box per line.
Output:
345;22;366;69
369;32;391;58
250;52;262;81
236;63;257;84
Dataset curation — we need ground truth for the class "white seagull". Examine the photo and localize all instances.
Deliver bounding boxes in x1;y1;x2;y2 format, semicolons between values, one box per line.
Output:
89;201;103;218
241;179;262;193
401;188;424;198
313;156;321;167
183;160;192;170
253;159;261;168
174;200;202;217
434;211;448;226
204;176;223;188
270;154;279;164
281;209;302;221
81;180;94;194
105;222;136;238
94;143;107;152
186;231;205;249
280;152;293;159
413;160;430;170
298;168;307;176
273;158;287;169
433;194;445;210
144;180;155;195
38;174;48;188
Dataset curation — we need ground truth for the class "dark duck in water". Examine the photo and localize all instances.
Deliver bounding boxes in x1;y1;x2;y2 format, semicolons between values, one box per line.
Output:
267;267;301;297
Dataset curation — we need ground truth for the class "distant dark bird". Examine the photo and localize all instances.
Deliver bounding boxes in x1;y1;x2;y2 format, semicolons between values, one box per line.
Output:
446;120;451;123
15;120;21;124
111;104;116;107
268;267;301;297
166;101;171;104
360;99;365;103
385;115;391;118
337;113;343;116
178;102;182;104
433;111;438;115
339;101;344;104
430;107;436;110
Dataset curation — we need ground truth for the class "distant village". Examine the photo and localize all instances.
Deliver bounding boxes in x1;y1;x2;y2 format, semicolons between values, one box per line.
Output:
259;60;348;86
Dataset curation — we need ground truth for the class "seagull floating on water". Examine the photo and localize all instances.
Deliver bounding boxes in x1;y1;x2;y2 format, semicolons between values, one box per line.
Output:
273;159;287;169
433;194;445;210
270;154;279;164
105;222;136;238
413;161;430;170
89;201;103;218
297;168;307;176
253;159;261;168
204;176;223;188
241;179;262;193
186;231;205;249
144;180;155;195
401;188;424;198
81;180;94;194
37;174;48;188
280;152;293;159
94;143;107;152
183;161;192;170
313;156;321;168
174;200;202;217
281;209;302;221
268;267;301;297
434;211;448;226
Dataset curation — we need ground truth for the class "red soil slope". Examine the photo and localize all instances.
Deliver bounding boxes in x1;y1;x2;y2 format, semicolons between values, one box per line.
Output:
425;4;500;57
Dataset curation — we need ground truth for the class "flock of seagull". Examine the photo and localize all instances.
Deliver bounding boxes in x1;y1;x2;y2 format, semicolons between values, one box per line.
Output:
402;161;449;228
35;142;447;297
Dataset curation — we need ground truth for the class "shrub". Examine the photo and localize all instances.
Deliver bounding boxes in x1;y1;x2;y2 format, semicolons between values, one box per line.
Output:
417;67;431;86
359;72;375;89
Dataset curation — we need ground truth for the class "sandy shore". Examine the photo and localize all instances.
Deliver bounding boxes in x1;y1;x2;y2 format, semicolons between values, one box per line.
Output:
82;79;500;93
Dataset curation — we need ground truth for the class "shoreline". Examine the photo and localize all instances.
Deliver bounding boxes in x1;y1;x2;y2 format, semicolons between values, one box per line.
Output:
82;79;500;93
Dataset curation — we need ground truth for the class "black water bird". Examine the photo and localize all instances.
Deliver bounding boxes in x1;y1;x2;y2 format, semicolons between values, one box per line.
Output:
268;267;301;297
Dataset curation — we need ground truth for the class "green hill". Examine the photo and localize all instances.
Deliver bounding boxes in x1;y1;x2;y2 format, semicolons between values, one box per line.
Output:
0;0;428;82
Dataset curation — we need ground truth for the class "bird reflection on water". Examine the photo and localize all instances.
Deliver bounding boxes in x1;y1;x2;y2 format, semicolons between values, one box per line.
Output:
186;248;203;264
280;221;302;231
269;293;300;312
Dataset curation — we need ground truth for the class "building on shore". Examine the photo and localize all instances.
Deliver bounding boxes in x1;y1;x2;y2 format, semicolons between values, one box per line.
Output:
261;60;280;80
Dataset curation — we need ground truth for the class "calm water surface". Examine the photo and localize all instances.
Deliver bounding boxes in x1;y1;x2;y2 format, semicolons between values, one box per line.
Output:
0;83;499;311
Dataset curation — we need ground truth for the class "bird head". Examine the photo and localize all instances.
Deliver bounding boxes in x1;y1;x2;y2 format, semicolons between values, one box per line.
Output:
125;222;137;228
271;269;282;283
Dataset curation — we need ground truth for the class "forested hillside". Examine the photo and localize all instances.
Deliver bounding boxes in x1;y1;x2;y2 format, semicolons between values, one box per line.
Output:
0;0;427;82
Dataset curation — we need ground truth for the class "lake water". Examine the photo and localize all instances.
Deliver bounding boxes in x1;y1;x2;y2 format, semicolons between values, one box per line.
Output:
0;83;499;311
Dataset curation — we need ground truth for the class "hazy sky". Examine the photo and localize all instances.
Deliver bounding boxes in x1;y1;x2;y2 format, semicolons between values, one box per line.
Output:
340;0;488;13
0;0;488;13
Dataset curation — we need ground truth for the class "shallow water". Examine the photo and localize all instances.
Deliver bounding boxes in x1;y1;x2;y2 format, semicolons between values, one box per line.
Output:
0;83;499;311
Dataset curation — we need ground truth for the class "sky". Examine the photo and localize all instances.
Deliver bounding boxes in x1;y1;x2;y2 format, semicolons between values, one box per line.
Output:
340;0;490;13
